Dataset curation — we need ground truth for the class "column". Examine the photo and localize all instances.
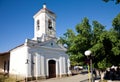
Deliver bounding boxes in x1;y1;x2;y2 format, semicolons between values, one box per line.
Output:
35;53;40;78
67;59;71;75
56;60;59;77
40;55;45;78
59;57;62;77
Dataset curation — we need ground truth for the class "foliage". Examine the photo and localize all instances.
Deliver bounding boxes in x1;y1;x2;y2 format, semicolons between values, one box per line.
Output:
112;13;120;37
57;29;75;48
58;13;120;69
103;0;120;4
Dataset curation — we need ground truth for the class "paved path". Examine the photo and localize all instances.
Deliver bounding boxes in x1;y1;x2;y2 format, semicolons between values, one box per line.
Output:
34;74;88;82
30;74;120;82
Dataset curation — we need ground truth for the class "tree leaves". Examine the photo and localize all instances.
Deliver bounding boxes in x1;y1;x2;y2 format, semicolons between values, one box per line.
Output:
103;0;120;4
112;13;120;36
58;13;120;68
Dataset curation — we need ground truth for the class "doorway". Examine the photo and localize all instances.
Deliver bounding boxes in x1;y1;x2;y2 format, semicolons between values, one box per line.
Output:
48;60;56;78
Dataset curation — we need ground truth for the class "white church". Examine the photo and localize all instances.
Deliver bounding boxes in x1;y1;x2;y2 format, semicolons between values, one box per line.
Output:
0;4;71;81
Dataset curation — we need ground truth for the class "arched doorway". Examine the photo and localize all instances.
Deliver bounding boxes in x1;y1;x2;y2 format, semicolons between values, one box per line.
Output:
48;60;56;78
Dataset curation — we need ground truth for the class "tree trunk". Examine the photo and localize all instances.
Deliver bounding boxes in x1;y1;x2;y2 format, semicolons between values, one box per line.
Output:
100;71;105;80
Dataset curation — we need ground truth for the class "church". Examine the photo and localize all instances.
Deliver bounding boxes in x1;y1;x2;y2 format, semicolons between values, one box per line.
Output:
0;4;71;81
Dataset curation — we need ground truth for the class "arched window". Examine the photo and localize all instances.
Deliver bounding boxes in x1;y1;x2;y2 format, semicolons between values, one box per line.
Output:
37;20;40;30
48;19;52;29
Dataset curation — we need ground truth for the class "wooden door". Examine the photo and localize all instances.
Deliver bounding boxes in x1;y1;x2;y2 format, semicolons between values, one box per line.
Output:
48;60;56;78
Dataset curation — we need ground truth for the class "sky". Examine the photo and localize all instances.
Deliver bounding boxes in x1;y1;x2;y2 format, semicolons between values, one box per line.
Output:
0;0;120;52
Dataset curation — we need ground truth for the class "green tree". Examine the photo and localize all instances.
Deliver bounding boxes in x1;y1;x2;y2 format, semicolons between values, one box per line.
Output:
90;21;107;69
103;0;120;4
91;30;119;68
57;29;78;66
58;16;120;69
57;29;75;49
112;13;120;37
111;13;120;65
58;17;92;66
91;20;120;68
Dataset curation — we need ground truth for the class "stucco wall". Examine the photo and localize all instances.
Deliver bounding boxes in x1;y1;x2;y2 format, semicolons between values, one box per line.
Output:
28;45;70;78
8;39;71;79
34;13;46;39
9;45;29;77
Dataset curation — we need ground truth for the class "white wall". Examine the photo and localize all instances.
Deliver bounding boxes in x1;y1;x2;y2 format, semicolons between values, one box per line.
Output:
9;39;71;78
33;8;56;40
9;45;29;77
34;13;46;39
28;46;70;78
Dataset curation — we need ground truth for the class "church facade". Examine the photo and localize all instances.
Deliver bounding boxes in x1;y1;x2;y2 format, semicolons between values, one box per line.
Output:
0;4;71;81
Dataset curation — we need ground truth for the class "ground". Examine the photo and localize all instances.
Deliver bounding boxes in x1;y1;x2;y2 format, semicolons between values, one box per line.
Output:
30;74;88;82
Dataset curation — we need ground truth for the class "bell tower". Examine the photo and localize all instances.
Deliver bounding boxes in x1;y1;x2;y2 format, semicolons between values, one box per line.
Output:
33;4;56;41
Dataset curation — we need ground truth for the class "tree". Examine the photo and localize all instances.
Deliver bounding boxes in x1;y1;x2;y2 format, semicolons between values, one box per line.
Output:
57;29;75;48
91;20;120;68
103;0;120;4
58;16;120;69
111;13;120;65
90;21;107;69
58;18;91;66
57;29;76;65
91;29;120;68
70;17;91;65
112;13;120;37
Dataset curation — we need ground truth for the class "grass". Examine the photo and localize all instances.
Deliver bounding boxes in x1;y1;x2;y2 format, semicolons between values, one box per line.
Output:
0;74;17;82
0;75;6;82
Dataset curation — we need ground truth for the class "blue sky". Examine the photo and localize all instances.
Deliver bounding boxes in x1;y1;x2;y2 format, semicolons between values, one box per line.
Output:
0;0;120;52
